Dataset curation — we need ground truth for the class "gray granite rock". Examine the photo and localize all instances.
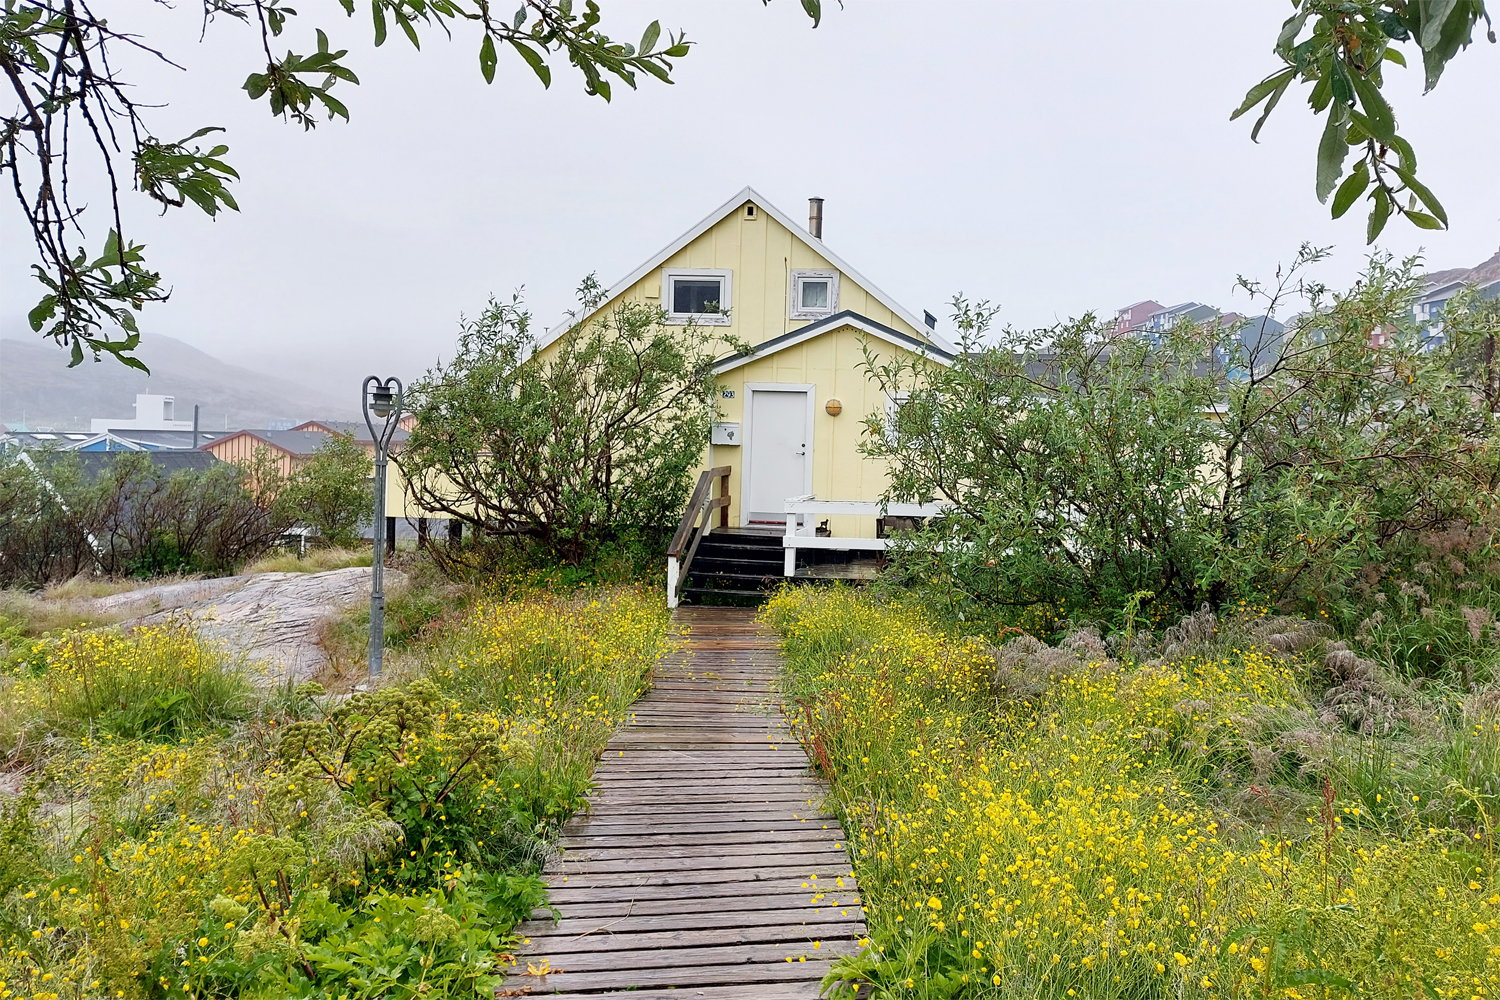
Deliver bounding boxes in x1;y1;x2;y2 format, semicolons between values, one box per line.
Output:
95;567;405;684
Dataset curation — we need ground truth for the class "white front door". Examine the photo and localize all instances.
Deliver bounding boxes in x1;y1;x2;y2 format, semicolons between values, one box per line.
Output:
745;386;811;526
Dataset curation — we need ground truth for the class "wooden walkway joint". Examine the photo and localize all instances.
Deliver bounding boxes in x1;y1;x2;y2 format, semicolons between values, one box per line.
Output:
501;606;865;999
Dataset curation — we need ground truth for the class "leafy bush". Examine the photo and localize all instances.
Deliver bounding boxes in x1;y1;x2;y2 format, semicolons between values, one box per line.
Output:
1;430;378;587
0;450;293;587
398;280;718;567
281;433;373;548
866;253;1500;624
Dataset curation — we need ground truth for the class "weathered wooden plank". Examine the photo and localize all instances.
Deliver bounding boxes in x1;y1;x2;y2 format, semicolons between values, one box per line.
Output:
529;983;827;1000
511;937;859;973
543;864;854;890
503;956;841;992
586;787;826;803
521;920;864;957
561;828;840;849
561;822;847;841
523;906;867;937
552;850;851;876
544;875;858;905
559;839;844;862
585;773;810;785
580;803;829;818
526;889;861;920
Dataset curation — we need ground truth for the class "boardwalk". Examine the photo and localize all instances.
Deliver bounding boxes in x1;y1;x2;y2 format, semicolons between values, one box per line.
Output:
501;606;866;999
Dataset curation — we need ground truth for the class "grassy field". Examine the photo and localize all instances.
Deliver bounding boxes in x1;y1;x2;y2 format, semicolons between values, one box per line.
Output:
764;586;1496;1000
0;583;670;1000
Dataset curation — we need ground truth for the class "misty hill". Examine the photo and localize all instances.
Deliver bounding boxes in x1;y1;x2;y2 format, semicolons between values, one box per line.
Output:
1425;248;1500;289
1;334;357;432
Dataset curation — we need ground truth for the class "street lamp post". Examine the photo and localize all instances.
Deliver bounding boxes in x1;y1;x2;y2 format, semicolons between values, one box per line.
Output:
362;375;404;678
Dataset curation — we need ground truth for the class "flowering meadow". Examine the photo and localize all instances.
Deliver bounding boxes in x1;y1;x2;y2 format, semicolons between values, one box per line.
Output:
0;585;668;1000
764;586;1496;1000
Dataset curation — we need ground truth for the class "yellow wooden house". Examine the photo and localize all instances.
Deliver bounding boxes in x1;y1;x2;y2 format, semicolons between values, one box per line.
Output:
528;187;954;602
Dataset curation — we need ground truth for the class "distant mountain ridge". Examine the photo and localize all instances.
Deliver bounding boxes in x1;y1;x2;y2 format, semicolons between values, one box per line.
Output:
1424;248;1500;289
1;334;358;432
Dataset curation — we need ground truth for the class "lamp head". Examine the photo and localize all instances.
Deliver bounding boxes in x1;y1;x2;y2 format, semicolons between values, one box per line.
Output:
370;383;394;419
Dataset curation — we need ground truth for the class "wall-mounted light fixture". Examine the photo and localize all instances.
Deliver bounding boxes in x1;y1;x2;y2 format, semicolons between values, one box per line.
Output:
825;398;843;417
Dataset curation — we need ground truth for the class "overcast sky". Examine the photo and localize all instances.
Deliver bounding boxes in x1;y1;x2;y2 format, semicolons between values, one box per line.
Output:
2;0;1497;398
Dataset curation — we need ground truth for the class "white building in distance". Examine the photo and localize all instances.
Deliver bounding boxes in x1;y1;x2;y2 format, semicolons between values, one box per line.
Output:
90;394;196;433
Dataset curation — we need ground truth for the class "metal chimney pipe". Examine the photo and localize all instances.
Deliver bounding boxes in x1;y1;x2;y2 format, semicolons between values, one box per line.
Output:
808;197;824;239
192;404;200;449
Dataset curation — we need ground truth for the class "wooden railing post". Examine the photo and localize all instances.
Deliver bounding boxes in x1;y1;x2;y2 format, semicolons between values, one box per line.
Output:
666;466;732;607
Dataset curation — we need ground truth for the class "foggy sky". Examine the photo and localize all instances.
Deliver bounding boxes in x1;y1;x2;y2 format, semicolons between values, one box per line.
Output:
2;0;1497;400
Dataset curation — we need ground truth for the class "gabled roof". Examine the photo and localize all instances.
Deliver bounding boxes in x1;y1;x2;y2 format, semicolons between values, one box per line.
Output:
206;429;331;456
538;186;946;354
1418;279;1470;303
712;310;955;375
290;419;410;445
72;451;219;478
73;432;148;452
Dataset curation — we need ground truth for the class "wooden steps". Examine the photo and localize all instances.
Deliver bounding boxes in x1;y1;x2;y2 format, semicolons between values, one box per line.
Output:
500;607;865;998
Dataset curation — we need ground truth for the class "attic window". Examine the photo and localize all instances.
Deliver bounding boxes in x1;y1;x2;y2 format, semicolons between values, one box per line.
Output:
790;269;839;320
745;204;757;219
662;268;732;326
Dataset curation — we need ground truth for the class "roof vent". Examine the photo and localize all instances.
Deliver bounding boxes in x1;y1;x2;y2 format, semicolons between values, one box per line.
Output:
924;310;937;330
808;197;824;239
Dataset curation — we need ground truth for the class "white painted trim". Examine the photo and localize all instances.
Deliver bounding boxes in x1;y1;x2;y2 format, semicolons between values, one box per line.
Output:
778;496;950;575
789;269;840;320
712;314;953;375
536;186;948;353
662;267;732;326
785;498;949;518
740;382;815;528
666;555;680;608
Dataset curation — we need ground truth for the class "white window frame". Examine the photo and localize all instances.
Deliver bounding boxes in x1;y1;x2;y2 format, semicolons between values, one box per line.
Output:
789;269;840;320
884;392;910;447
662;267;732;326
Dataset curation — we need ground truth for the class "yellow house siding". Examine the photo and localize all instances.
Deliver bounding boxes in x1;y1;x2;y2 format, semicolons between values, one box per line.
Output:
537;197;925;365
708;325;933;537
204;435;302;480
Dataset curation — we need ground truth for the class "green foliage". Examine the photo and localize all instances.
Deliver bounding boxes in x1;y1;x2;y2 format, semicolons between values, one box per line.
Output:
277;678;530;889
283;433;374;548
297;872;523;1000
0;585;667;998
11;623;254;742
0;449;297;587
1234;0;1494;242
767;587;1499;1000
0;432;380;586
865;252;1500;624
399;281;719;565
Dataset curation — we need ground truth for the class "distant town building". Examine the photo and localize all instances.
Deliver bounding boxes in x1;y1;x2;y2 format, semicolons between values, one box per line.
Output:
1413;277;1500;349
1112;297;1282;374
0;428;224;453
90;393;196;433
201;429;335;478
1112;300;1164;333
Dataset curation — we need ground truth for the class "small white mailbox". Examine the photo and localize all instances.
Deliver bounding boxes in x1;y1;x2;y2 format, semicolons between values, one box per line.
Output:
711;422;741;446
